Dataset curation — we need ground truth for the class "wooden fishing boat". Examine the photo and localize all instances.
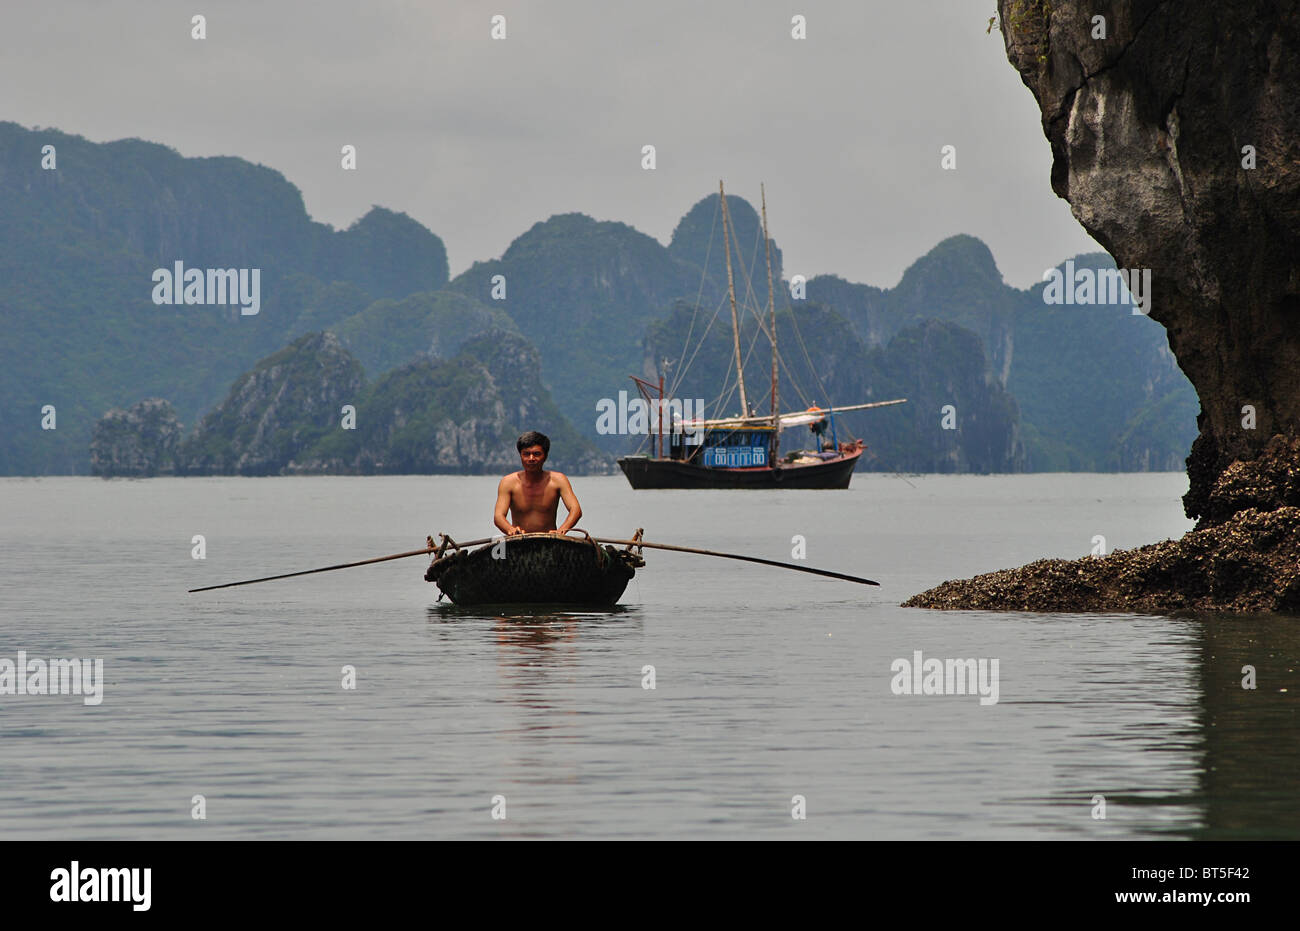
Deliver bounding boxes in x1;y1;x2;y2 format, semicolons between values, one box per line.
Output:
424;530;645;606
617;182;905;490
618;411;877;489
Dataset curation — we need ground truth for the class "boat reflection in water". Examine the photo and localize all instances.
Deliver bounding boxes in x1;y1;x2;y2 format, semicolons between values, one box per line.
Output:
425;605;642;829
425;603;642;741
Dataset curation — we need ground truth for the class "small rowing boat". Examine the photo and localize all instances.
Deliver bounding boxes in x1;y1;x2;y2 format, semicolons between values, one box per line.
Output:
424;530;646;606
188;528;879;600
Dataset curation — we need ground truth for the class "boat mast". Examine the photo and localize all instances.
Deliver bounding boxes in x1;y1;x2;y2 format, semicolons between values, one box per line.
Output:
657;372;665;458
761;183;779;464
718;181;749;417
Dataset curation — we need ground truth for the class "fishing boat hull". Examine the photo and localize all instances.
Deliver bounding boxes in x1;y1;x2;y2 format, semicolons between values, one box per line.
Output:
618;446;863;489
425;533;644;606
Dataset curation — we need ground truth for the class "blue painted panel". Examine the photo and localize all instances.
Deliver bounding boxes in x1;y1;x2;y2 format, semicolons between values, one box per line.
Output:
702;446;768;468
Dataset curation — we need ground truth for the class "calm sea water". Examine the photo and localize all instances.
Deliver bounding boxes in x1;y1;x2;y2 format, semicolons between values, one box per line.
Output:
1;473;1297;839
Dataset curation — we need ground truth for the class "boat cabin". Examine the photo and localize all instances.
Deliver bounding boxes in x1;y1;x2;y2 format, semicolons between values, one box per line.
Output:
669;424;775;468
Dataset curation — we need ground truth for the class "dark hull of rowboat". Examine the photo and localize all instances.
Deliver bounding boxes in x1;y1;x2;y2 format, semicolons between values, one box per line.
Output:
425;533;643;606
617;447;862;489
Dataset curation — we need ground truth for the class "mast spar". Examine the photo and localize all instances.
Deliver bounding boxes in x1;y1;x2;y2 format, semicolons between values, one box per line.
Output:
718;181;749;417
761;183;779;464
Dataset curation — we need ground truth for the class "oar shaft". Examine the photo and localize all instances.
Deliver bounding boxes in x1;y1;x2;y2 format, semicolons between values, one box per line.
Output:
189;531;880;593
451;533;876;586
590;537;879;586
188;546;431;593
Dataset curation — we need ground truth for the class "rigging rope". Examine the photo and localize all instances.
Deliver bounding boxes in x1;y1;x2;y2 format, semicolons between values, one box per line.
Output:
667;200;721;395
649;190;858;445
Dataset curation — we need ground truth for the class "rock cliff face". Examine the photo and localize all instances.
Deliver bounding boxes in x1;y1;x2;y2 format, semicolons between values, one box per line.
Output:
448;212;704;457
868;320;1027;473
0;121;449;476
808;240;1198;472
905;2;1300;613
91;330;608;476
998;0;1300;523
295;330;609;475
89;399;184;477
179;332;365;475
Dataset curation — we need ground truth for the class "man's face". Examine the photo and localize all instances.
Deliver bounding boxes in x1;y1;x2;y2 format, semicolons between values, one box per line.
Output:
519;444;546;471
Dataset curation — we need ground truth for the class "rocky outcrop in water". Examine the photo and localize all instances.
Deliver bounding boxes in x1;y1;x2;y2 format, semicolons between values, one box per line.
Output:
92;330;607;476
89;399;183;477
998;0;1300;522
908;432;1300;613
178;332;365;475
903;505;1300;614
810;238;1197;472
905;2;1300;613
293;330;608;475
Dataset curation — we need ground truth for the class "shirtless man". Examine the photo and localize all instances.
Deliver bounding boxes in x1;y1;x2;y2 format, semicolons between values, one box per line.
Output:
494;431;583;535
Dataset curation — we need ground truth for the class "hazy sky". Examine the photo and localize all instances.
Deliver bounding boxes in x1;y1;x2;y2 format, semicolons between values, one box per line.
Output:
2;0;1098;290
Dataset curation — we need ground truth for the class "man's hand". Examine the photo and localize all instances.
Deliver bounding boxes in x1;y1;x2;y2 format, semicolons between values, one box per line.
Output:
510;525;525;535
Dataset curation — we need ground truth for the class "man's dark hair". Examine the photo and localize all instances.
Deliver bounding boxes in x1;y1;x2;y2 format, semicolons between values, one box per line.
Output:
517;430;550;455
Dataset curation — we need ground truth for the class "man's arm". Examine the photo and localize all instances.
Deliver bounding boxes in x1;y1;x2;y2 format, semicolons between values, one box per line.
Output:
553;473;582;534
494;476;522;535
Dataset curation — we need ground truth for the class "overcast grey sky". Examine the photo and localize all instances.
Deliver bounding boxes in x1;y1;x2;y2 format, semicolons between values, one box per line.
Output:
2;0;1097;290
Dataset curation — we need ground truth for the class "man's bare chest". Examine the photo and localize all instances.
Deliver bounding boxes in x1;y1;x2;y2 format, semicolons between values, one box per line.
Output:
513;478;555;508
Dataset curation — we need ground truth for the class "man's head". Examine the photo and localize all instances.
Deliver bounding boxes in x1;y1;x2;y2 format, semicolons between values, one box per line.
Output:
516;430;550;471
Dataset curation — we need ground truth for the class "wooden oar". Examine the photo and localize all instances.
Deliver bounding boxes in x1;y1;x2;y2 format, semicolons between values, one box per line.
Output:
188;531;879;592
401;532;878;586
187;545;432;593
591;536;879;586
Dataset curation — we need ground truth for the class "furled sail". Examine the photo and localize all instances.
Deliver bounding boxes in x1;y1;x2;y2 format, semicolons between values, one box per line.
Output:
678;398;907;431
